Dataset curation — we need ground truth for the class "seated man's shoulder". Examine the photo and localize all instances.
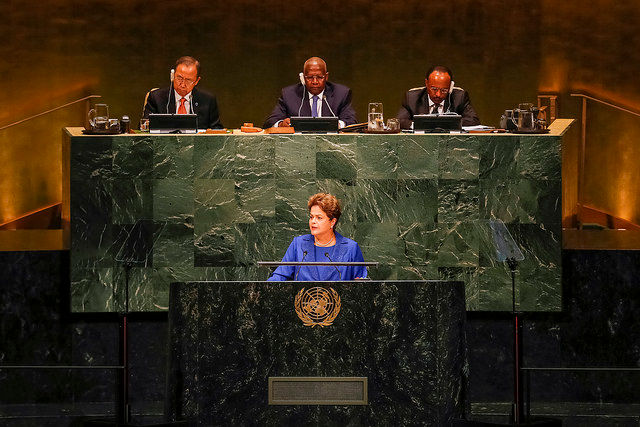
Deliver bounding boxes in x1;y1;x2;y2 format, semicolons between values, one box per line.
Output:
327;81;351;94
450;86;472;102
194;87;216;100
147;87;166;100
282;83;302;95
406;86;426;95
404;86;426;102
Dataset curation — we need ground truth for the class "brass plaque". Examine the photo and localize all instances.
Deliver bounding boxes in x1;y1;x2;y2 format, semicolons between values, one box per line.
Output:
268;377;368;405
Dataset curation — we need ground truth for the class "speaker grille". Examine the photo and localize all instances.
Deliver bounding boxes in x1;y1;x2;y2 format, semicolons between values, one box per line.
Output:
268;377;368;405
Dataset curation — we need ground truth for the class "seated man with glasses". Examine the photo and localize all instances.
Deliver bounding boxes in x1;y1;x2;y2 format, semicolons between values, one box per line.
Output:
396;65;480;129
263;57;357;129
143;56;223;129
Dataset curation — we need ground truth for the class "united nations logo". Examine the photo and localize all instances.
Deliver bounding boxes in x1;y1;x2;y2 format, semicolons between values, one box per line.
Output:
294;287;341;327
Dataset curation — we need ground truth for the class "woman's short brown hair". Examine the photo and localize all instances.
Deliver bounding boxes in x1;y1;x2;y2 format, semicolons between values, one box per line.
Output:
308;193;342;224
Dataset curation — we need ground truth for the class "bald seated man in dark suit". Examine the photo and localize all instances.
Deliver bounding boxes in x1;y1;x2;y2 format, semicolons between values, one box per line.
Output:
397;65;480;129
143;56;223;129
263;57;357;129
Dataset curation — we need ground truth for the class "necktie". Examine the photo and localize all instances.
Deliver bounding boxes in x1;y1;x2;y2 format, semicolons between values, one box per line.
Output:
431;104;440;114
312;95;319;118
178;98;187;114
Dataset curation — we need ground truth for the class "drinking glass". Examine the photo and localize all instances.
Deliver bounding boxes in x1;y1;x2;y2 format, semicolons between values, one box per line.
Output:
368;103;384;131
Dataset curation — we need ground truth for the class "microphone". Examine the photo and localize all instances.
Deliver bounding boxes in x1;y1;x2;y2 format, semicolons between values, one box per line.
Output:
324;252;341;280
295;250;308;281
166;68;175;114
322;96;336;117
297;73;306;117
445;80;454;113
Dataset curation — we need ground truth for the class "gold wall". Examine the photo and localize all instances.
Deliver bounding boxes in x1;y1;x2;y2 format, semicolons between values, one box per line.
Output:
1;0;639;230
540;1;640;227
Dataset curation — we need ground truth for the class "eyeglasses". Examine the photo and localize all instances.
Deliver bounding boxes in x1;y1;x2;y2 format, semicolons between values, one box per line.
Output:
304;74;327;82
428;86;449;94
175;75;197;85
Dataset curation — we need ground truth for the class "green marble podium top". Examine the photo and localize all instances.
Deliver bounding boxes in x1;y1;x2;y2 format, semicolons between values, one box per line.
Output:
65;120;571;312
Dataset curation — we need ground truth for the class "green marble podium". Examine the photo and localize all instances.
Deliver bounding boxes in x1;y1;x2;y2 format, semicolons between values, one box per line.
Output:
64;121;571;312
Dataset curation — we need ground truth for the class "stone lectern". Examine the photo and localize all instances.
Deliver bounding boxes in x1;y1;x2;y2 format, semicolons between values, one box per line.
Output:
166;280;466;425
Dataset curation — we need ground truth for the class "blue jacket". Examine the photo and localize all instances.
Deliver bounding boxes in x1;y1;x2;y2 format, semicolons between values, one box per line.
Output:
267;232;367;281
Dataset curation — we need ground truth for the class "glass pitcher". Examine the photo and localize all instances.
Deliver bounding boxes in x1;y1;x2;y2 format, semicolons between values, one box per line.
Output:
368;103;384;131
88;104;110;130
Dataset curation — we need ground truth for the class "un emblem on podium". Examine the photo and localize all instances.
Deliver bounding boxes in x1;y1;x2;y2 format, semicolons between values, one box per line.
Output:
294;287;341;327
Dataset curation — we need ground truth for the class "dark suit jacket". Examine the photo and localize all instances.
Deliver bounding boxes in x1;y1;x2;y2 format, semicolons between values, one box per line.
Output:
263;81;357;128
396;86;480;129
143;86;223;129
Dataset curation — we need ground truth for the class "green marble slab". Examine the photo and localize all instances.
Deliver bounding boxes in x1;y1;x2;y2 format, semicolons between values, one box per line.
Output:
66;130;565;312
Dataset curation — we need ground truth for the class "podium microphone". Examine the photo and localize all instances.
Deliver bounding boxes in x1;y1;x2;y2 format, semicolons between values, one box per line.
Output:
324;252;341;280
166;68;175;114
295;251;308;281
322;96;337;117
297;72;306;117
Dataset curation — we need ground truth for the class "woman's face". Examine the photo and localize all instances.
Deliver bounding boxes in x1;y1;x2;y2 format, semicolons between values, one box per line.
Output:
309;205;336;237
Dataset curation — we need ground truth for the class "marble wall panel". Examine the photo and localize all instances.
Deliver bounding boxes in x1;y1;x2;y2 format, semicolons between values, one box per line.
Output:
69;132;563;312
152;135;194;179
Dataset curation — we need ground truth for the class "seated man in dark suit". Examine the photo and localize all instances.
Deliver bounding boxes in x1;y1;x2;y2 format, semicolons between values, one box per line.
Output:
397;65;480;129
263;57;357;129
143;56;223;129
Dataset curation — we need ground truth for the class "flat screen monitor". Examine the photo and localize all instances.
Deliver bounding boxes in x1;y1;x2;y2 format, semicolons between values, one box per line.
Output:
413;114;462;132
149;114;198;134
290;117;339;134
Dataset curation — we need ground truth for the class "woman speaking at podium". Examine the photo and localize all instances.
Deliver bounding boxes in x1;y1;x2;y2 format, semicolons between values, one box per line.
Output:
267;193;367;281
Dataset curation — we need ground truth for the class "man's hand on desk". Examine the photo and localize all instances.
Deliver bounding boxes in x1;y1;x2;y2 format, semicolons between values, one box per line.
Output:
279;118;291;127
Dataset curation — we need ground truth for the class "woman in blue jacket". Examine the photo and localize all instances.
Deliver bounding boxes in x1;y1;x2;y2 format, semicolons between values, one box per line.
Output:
268;193;367;281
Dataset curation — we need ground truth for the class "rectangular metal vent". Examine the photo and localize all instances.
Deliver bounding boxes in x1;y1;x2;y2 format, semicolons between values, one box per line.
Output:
268;377;368;405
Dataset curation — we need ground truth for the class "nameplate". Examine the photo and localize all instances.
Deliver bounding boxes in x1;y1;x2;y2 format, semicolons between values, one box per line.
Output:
268;377;368;405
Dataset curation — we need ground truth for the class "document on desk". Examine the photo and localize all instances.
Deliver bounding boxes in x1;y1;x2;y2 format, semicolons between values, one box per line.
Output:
462;125;495;131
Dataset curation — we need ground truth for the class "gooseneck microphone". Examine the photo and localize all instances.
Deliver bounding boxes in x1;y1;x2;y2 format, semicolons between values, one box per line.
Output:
324;252;342;280
295;250;308;281
297;72;307;117
445;80;455;114
322;96;336;117
166;68;175;114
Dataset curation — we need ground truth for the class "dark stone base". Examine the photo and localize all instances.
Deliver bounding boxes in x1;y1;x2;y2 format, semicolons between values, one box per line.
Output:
454;417;562;426
1;249;639;426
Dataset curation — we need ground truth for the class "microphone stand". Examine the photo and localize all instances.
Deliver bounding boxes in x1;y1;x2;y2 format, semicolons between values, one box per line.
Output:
507;257;524;425
487;220;526;425
111;220;169;426
118;262;132;424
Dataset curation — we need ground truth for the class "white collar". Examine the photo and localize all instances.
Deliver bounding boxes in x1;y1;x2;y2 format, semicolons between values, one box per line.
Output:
307;90;325;100
428;96;441;107
174;90;193;103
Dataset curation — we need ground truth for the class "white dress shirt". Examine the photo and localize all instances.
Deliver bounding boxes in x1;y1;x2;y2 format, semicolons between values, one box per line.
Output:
274;89;345;128
428;97;444;114
174;90;193;114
